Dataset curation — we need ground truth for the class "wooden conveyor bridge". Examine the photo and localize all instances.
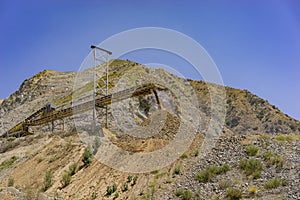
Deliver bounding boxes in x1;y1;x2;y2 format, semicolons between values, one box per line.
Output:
1;83;165;138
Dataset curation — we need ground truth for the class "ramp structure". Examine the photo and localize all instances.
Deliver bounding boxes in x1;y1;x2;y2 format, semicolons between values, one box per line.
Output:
2;83;165;138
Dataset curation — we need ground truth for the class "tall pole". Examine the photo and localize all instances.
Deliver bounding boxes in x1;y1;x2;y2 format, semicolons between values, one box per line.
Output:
92;48;96;134
105;55;109;128
90;45;112;133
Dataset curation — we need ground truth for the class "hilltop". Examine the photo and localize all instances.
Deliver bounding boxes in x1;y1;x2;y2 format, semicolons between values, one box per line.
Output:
0;59;299;200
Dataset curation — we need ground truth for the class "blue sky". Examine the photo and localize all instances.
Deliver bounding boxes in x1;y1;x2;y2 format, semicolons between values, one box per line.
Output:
0;0;299;120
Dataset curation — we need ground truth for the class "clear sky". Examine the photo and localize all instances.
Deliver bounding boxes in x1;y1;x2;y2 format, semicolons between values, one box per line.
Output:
0;0;299;120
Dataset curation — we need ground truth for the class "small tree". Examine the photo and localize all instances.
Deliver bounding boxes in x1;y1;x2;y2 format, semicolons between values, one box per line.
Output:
82;148;92;167
69;163;78;176
122;182;128;192
7;177;14;187
42;170;53;191
93;137;101;155
61;171;71;188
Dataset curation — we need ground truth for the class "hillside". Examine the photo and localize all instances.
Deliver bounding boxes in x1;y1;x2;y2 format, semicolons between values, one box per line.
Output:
0;59;299;200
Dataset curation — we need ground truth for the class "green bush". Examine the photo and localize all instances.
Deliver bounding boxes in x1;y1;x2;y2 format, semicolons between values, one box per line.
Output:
226;188;242;200
122;182;128;192
218;179;232;190
42;170;53;191
195;164;231;183
264;177;281;190
112;183;117;193
263;152;284;168
114;191;119;199
248;186;257;195
194;149;200;157
69;162;78;176
245;145;258;156
180;152;189;159
173;165;181;175
275;135;293;141
239;159;262;179
127;175;133;183
0;156;18;173
7;177;14;187
61;171;71;188
82;148;92;167
92;136;101;155
106;185;114;196
132;176;138;185
175;189;193;200
91;192;97;200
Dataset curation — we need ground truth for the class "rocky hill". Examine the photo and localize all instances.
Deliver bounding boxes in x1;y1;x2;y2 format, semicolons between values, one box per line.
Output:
0;59;299;200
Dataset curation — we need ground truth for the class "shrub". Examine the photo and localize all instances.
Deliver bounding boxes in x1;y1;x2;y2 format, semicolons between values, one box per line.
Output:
175;189;193;200
245;145;258;156
127;175;133;183
82;148;92;167
122;182;128;192
69;163;78;176
180;152;189;159
42;170;53;191
239;159;262;179
7;177;14;187
275;135;293;141
264;177;281;190
226;188;242;200
173;165;181;175
61;171;71;188
132;176;138;185
248;186;257;194
92;136;101;155
112;183;117;193
195;164;231;183
114;191;119;199
194;149;200;157
107;186;114;196
91;192;97;200
0;156;18;173
218;179;232;190
263;152;284;168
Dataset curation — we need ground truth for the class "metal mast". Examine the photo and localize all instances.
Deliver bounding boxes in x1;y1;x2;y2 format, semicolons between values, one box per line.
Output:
91;45;112;134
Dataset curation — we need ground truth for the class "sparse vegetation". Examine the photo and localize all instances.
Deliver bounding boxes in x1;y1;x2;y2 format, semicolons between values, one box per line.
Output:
69;162;78;175
132;176;138;185
245;145;258;156
61;171;71;188
239;158;262;179
226;188;242;200
106;183;117;196
82;147;92;167
218;179;232;190
173;165;181;175
127;175;133;183
264;177;282;190
91;192;97;200
42;170;53;192
194;149;200;157
92;136;101;155
275;134;293;141
195;164;231;183
175;189;193;200
248;186;257;195
122;182;129;192
107;185;114;196
114;191;119;199
263;152;284;168
7;177;14;187
0;156;18;173
180;152;189;159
